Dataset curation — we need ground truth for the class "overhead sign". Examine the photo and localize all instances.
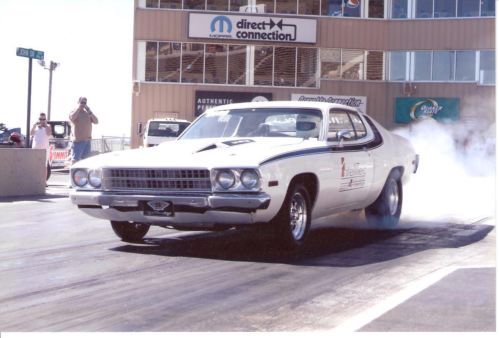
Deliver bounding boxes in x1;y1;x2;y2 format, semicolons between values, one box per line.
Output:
16;47;44;60
291;93;367;113
188;13;317;44
195;91;272;116
395;97;460;123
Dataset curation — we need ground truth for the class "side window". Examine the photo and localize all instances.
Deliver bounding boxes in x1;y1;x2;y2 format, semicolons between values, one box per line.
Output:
349;113;367;139
328;110;354;142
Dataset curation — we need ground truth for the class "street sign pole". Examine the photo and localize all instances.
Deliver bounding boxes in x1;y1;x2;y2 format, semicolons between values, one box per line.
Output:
26;57;33;147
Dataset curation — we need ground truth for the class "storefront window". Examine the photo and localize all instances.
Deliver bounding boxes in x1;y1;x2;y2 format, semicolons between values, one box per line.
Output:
181;43;204;83
274;47;296;86
366;51;384;80
276;0;297;14
389;51;407;81
254;46;274;85
343;0;362;17
207;0;229;11
255;0;275;13
455;51;475;81
368;0;384;18
298;0;320;15
230;0;247;11
158;42;181;82
228;45;247;85
160;0;182;8
434;0;456;17
146;0;159;8
412;51;432;81
341;50;364;80
457;0;479;17
320;48;341;79
321;0;343;16
432;51;455;81
479;50;495;84
415;0;433;18
184;0;205;10
297;48;318;87
204;44;228;84
480;0;495;16
145;42;158;82
391;0;408;18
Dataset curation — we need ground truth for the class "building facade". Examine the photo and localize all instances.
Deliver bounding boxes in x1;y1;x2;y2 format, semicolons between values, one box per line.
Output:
131;0;495;147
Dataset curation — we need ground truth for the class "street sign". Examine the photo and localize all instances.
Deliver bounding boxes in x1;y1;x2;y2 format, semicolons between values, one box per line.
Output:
16;47;44;60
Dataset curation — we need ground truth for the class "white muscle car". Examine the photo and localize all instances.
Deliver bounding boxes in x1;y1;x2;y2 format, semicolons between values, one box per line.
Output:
70;101;419;249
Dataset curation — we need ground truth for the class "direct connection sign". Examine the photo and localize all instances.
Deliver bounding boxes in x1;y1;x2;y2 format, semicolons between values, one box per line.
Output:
16;47;44;60
189;13;317;44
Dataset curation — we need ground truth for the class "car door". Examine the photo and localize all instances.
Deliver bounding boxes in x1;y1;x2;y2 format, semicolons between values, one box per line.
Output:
327;109;375;210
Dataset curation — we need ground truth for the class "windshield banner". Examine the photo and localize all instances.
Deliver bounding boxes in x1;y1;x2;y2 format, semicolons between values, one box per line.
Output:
291;93;367;113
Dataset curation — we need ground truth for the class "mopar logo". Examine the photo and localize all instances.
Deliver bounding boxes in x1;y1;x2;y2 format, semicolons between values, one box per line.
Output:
211;16;232;33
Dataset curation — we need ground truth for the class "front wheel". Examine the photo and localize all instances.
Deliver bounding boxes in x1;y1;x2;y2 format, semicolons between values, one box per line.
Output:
111;221;150;242
365;174;402;229
272;183;312;250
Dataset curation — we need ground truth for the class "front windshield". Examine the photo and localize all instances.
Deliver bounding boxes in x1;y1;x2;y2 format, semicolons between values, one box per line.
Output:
180;108;323;140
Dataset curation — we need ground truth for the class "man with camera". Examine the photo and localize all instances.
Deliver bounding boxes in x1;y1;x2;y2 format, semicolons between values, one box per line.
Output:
31;112;52;181
69;97;98;164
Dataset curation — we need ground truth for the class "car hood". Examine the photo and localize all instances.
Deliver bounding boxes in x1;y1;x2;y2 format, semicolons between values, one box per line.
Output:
73;137;321;169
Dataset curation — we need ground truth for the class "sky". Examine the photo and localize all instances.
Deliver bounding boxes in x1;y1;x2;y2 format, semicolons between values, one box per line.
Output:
0;0;134;138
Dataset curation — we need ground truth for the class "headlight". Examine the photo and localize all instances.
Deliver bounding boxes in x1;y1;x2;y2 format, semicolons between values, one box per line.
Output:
73;169;88;187
240;169;260;189
216;170;236;189
88;169;102;188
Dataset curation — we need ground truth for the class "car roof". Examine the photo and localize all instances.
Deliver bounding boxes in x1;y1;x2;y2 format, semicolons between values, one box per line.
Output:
210;100;359;112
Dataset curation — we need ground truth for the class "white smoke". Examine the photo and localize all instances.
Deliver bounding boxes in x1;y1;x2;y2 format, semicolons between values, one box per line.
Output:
393;118;496;224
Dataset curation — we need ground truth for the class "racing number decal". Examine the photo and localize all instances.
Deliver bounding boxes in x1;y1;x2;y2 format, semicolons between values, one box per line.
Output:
339;157;367;192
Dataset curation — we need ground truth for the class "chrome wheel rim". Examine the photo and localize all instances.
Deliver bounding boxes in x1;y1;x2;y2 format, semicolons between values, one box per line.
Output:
289;192;307;241
387;180;399;216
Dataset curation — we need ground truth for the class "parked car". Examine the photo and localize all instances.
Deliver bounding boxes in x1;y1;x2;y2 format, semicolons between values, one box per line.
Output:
70;101;419;249
141;118;191;147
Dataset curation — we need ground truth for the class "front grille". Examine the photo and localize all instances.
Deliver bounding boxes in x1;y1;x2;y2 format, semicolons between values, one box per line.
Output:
102;168;212;192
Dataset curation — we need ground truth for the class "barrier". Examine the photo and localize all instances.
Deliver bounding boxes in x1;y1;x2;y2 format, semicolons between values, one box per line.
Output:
0;148;46;197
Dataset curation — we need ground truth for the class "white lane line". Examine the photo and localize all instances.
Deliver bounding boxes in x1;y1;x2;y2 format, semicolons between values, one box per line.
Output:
331;265;494;333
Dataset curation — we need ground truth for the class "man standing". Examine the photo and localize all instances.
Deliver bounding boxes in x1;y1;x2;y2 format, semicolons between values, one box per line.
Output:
31;112;52;180
69;97;98;164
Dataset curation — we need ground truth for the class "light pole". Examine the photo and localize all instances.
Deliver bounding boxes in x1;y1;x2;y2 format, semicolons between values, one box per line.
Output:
38;60;59;121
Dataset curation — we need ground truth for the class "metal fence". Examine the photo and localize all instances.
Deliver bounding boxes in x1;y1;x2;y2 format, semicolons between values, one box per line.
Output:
90;136;131;155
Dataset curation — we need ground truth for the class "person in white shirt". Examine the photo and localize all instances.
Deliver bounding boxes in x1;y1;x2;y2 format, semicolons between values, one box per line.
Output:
31;112;52;181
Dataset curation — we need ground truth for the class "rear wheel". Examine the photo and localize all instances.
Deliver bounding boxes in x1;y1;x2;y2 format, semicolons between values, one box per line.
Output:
365;173;402;228
272;183;312;250
111;221;150;242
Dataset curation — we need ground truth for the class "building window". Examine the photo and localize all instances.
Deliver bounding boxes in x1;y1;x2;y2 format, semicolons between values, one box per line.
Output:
298;0;321;15
391;0;408;18
366;51;384;80
341;49;364;80
479;50;495;84
432;51;455;81
158;42;181;82
457;0;479;17
205;44;228;84
184;0;205;10
232;0;275;13
254;46;274;85
412;51;432;81
480;0;495;16
274;47;296;86
344;0;362;17
276;0;297;14
320;48;341;79
181;43;204;83
207;0;229;11
415;0;433;18
321;0;344;16
228;45;247;85
434;0;456;17
368;0;384;18
160;0;182;8
145;42;158;81
455;50;476;81
297;48;318;87
389;51;408;81
146;0;159;8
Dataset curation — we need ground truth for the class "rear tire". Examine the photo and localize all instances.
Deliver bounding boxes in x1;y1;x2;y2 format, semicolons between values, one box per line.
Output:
111;221;150;242
365;173;402;229
272;183;312;250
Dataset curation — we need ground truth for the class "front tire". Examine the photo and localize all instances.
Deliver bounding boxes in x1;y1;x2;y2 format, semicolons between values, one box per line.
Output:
111;221;150;242
365;174;402;228
273;183;312;250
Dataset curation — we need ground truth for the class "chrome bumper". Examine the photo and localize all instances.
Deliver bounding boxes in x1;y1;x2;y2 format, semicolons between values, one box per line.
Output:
70;190;271;211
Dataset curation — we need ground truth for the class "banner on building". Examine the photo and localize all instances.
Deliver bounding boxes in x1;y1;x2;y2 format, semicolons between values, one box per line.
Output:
195;91;273;116
395;97;460;124
188;13;317;44
291;93;367;113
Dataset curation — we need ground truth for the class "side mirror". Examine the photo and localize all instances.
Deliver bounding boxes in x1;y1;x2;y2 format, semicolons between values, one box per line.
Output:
137;122;143;136
337;129;354;145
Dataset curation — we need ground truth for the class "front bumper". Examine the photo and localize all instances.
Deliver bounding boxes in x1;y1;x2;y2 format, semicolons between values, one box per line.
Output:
70;190;271;226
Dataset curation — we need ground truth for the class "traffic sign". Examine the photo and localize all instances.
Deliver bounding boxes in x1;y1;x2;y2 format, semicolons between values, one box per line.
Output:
16;47;44;60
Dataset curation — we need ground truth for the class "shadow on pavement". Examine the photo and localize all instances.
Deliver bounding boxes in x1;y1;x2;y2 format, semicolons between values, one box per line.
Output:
110;221;494;267
0;193;69;203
